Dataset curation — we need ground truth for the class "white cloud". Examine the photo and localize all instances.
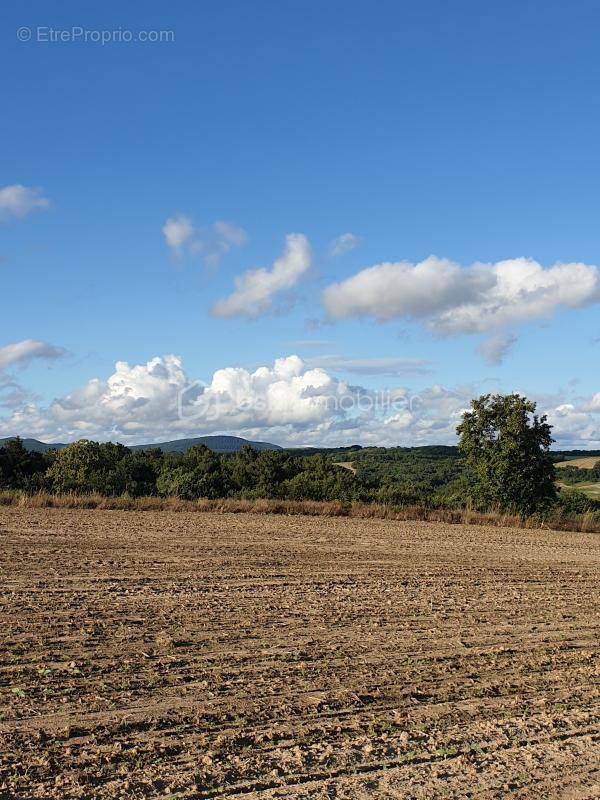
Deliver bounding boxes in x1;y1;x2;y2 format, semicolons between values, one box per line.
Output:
213;220;249;248
2;350;599;449
162;215;195;254
0;340;67;411
322;256;600;334
190;355;351;430
212;233;312;319
545;403;600;449
1;355;190;442
305;355;432;376
0;351;475;447
0;381;28;410
285;339;336;350
162;216;248;264
203;221;249;268
0;354;349;444
0;340;66;371
476;333;517;365
0;185;49;222
329;232;362;257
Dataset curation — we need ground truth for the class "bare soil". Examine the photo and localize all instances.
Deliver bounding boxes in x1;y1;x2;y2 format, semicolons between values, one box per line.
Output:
334;462;356;474
1;508;599;799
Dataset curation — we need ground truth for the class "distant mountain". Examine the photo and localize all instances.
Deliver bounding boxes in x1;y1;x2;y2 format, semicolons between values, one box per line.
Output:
0;437;68;453
5;436;595;458
0;435;281;454
130;435;282;453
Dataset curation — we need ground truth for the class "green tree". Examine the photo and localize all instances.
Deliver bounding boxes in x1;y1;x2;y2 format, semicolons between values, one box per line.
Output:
226;447;299;498
456;393;556;515
115;449;162;496
0;437;48;491
226;445;260;495
282;454;357;501
47;440;130;494
156;444;226;499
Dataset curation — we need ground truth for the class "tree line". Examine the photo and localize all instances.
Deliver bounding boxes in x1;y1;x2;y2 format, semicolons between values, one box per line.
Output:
0;438;360;503
1;394;598;517
558;463;600;485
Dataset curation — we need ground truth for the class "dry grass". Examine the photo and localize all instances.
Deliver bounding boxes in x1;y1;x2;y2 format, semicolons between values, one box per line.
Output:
556;456;600;469
0;490;598;533
334;461;357;473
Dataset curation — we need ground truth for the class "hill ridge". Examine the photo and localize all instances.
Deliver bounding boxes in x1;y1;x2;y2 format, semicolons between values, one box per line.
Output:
0;435;281;454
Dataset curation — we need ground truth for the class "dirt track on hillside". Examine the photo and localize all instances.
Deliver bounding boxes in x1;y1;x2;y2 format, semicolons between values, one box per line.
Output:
1;509;599;798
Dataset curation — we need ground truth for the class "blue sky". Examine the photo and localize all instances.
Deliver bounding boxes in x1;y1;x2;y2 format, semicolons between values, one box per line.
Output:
2;0;600;447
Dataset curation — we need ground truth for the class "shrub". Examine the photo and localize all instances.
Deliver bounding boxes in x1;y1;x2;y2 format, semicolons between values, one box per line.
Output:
558;488;599;515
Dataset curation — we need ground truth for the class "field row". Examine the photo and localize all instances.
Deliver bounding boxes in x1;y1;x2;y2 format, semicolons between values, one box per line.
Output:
1;509;599;798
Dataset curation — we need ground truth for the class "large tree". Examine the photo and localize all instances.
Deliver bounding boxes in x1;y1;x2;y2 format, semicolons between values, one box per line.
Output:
47;440;130;494
456;393;556;515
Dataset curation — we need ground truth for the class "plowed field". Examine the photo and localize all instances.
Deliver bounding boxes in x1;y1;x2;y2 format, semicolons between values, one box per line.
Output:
1;508;599;799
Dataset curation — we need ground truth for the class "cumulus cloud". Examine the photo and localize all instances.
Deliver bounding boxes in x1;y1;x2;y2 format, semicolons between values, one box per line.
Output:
1;355;190;442
162;216;248;264
2;350;599;449
329;232;362;257
476;333;517;365
188;355;353;431
322;256;600;334
545;402;600;448
212;233;312;319
0;351;454;445
0;340;66;371
0;185;49;222
0;354;350;444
